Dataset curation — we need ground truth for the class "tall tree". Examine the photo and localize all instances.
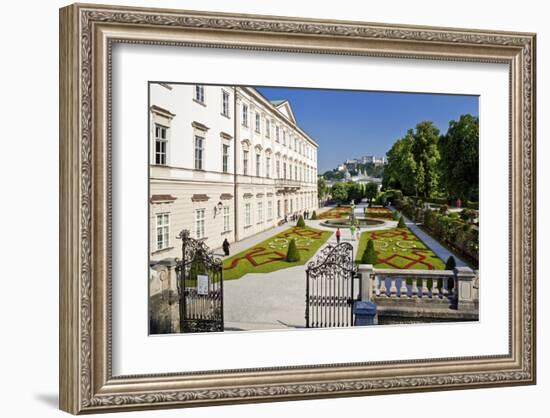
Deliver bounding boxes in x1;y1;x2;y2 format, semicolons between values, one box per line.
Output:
439;114;479;201
382;130;417;194
346;182;363;203
317;177;328;200
364;182;379;202
331;182;348;203
411;121;440;197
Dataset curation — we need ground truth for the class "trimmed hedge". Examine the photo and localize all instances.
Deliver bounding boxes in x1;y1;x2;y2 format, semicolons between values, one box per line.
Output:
310;210;318;220
423;209;478;266
394;194;478;266
445;256;456;270
466;201;479;210
286;239;300;262
296;215;306;227
397;215;406;228
361;239;378;264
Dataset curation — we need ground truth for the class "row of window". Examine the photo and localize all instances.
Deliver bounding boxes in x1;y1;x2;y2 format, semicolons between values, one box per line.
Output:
194;85;231;118
193;85;315;161
244;195;314;227
244;201;274;227
155;123;316;181
155;193;315;250
155;206;231;251
241;102;315;160
242;151;316;182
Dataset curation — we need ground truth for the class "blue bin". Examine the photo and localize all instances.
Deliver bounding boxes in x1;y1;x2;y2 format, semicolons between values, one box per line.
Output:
353;300;378;326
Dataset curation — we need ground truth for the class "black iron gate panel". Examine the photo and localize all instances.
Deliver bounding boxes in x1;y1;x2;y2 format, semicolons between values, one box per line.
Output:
175;230;223;333
305;242;357;328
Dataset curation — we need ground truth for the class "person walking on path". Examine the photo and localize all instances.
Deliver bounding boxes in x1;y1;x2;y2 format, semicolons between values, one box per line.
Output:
222;238;230;256
356;224;361;241
336;227;341;245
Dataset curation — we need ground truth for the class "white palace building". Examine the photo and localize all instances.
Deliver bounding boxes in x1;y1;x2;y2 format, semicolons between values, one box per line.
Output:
149;83;319;262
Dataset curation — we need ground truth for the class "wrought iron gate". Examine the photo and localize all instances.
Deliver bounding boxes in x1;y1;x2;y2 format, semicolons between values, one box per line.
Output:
175;230;223;333
305;242;358;328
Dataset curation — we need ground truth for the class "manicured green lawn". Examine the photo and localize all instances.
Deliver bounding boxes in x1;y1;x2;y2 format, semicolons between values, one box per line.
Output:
223;226;333;280
355;227;445;270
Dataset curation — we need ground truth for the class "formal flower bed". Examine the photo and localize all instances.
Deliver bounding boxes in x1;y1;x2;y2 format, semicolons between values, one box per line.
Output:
318;207;352;220
366;207;394;220
355;227;445;270
222;226;333;280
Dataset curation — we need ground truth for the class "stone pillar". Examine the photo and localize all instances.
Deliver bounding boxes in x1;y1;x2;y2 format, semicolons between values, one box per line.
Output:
357;264;374;301
454;266;477;312
166;262;180;333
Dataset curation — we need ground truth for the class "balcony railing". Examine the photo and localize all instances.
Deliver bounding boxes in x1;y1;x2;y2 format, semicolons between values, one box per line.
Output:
371;269;456;300
274;178;302;189
356;265;479;315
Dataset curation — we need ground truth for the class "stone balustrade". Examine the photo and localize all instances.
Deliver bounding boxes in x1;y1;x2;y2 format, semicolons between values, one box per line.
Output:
357;264;478;316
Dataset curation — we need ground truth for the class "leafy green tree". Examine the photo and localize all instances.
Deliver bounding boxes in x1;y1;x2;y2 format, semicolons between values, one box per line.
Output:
415;161;425;196
317;177;328;200
331;182;348;203
286;239;300;262
366;163;384;178
346;181;363;203
296;215;306;227
361;239;378;264
364;182;379;203
439;114;479;201
411;121;441;197
383;131;417;195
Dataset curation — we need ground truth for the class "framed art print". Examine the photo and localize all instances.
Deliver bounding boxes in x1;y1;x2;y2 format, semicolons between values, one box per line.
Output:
59;3;536;414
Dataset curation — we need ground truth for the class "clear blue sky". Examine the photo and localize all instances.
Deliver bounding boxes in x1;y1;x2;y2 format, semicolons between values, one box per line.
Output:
256;87;479;173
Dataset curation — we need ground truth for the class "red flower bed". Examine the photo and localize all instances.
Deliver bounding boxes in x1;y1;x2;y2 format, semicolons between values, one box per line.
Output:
367;207;394;220
318;207;352;220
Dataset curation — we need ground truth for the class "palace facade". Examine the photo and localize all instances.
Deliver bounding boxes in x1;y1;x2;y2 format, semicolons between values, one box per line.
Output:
149;83;319;262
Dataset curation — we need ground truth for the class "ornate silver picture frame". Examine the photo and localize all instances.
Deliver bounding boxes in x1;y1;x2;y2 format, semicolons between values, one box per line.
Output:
59;3;536;414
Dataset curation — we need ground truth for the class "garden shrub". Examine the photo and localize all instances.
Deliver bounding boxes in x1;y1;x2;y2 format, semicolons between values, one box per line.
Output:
420;208;479;267
397;215;406;228
286;239;300;262
296;215;306;227
414;207;424;223
310;210;318;220
460;208;477;223
439;204;449;214
466;201;479;210
396;196;416;220
384;189;403;205
375;194;388;206
361;239;378;264
429;196;449;206
392;211;401;221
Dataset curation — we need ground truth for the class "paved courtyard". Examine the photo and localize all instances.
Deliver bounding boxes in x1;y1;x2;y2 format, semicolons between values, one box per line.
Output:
223;203;385;331
222;203;468;331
